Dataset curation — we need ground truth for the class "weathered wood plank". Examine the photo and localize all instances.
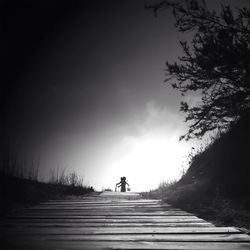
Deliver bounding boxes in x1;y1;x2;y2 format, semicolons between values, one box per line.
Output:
2;218;207;223
3;233;250;242
32;205;172;209
40;200;159;205
0;226;241;235
1;222;215;228
99;191;141;197
6;215;197;219
3;240;250;250
18;211;192;216
26;207;181;212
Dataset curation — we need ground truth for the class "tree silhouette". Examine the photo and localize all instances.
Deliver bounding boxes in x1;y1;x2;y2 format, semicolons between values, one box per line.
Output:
148;0;250;140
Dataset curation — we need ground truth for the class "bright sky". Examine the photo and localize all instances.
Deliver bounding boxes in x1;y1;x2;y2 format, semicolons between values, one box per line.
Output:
38;100;199;191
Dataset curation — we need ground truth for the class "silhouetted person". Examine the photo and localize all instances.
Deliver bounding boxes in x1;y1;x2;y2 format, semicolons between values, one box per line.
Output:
116;177;129;192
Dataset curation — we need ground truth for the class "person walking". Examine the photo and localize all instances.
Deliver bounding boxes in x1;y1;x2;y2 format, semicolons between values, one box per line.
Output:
115;177;129;192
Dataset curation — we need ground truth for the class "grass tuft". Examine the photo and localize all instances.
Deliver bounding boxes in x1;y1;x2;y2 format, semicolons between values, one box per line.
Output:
0;154;94;217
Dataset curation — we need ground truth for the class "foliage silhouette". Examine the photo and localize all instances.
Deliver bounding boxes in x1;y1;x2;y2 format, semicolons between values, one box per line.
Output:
147;0;250;140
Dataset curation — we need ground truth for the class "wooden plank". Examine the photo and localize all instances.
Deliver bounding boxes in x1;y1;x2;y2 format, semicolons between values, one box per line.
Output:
3;240;250;250
1;226;241;235
99;191;141;197
37;203;160;207
6;215;197;219
1;222;215;228
18;211;192;216
1;218;207;223
4;241;250;250
3;233;250;242
32;205;172;209
40;200;159;205
36;205;161;209
45;198;155;203
38;200;158;203
35;202;167;205
26;207;181;212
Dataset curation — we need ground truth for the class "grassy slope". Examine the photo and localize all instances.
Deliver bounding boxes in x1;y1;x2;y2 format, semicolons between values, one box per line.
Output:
0;173;94;217
146;112;250;230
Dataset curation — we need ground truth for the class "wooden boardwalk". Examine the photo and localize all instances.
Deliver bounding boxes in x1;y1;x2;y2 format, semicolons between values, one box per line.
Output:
1;191;250;249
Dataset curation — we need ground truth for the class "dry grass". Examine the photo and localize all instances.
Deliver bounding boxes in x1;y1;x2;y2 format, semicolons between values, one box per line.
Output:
141;180;177;200
0;153;94;217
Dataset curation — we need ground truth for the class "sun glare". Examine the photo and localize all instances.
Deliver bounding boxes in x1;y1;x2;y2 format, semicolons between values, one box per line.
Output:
102;133;188;192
